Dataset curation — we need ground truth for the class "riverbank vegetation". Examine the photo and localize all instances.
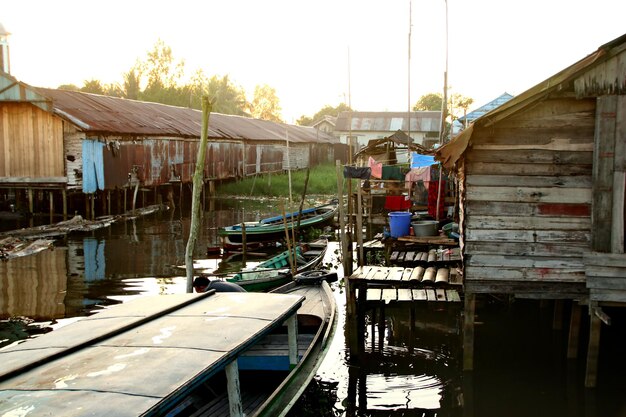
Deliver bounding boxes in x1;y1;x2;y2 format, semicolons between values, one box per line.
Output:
216;163;340;197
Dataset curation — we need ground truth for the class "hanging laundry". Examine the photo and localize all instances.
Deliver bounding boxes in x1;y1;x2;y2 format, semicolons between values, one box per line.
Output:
343;166;371;179
384;195;412;210
381;165;404;181
368;156;383;179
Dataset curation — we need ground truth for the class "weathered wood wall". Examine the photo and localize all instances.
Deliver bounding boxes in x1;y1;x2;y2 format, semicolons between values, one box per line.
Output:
0;103;65;183
462;97;596;295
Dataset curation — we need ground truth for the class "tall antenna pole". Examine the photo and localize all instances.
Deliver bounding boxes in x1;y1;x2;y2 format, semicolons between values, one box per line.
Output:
436;0;449;222
407;0;412;165
348;47;353;166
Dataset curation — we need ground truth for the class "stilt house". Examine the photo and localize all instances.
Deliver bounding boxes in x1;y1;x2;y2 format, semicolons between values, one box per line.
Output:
0;73;339;217
436;33;626;387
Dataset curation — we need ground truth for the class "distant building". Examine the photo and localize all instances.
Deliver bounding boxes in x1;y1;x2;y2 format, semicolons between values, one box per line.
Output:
309;115;336;135
0;21;10;74
334;111;441;151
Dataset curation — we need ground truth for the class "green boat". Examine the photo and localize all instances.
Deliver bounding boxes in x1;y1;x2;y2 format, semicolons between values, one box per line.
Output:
219;201;337;251
226;239;328;292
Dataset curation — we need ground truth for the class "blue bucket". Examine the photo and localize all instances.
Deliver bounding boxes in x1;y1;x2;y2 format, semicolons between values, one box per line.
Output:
388;211;412;238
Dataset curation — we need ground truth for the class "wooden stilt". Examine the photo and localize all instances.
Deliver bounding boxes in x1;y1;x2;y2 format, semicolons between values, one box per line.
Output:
585;311;602;388
49;191;54;222
356;188;364;266
91;194;95;220
225;361;243;417
463;292;476;371
27;188;33;215
567;302;582;359
85;194;90;220
553;299;564;331
370;307;376;351
377;304;385;352
62;188;67;220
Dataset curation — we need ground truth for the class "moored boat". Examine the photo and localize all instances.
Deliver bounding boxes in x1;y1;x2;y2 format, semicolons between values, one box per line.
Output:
0;291;304;416
218;201;337;251
224;238;328;292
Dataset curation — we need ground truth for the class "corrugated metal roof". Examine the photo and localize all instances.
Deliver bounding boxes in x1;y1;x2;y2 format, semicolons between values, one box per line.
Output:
31;87;338;144
335;111;441;133
457;92;514;123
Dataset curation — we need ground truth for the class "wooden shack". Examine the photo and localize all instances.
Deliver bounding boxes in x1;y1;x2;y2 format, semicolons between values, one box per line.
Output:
0;73;340;218
436;33;626;387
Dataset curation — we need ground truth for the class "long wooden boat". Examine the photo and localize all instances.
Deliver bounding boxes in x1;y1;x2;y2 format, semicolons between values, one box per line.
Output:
224;239;328;292
0;282;337;417
177;276;338;416
218;201;337;250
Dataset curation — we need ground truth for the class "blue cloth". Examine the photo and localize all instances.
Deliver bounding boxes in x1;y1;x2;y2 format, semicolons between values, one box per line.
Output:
411;153;436;168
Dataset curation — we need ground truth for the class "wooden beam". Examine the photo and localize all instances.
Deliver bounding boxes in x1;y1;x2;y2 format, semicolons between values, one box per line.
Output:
592;95;617;251
225;360;243;417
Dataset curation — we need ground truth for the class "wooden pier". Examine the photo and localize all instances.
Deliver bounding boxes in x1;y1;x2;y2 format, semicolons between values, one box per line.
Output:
346;265;462;359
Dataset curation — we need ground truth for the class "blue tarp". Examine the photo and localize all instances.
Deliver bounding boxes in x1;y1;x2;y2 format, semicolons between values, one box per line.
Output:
411;153;436;168
82;140;105;193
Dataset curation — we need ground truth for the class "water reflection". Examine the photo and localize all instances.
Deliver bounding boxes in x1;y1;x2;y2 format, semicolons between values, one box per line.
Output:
1;199;626;416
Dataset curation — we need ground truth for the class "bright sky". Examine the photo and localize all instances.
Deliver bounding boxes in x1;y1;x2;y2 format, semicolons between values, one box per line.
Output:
3;0;625;122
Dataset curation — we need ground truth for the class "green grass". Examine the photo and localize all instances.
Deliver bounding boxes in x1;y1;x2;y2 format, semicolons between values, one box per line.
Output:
216;163;342;197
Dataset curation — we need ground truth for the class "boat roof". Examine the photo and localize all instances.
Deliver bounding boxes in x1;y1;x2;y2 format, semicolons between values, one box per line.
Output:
0;291;303;416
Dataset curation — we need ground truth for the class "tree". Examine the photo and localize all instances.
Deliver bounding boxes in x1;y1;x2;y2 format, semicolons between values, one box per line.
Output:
412;93;443;111
81;79;106;95
449;93;474;121
140;39;186;106
207;75;249;116
249;84;282;122
122;66;142;100
58;84;80;91
296;103;352;126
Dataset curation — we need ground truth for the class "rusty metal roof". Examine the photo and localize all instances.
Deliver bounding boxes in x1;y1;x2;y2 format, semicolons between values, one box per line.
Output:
34;87;338;144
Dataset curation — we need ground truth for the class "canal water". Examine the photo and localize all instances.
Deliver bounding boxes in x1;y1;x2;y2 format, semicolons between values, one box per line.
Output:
1;198;625;417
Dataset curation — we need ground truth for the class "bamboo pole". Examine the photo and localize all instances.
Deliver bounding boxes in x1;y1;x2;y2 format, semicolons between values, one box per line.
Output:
281;200;295;275
185;96;212;293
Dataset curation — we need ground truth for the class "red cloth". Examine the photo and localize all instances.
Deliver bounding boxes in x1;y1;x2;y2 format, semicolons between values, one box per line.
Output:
384;195;411;210
427;180;446;218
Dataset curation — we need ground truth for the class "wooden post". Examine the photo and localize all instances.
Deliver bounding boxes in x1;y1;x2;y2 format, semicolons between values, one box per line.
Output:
48;191;54;221
287;314;298;368
356;187;364;267
225;361;243;417
336;160;351;276
241;222;247;262
585;311;602;388
107;190;111;215
463;292;476;371
377;304;385;352
62;188;67;220
185;97;212;293
553;299;564;331
567;302;582;359
132;182;139;212
27;188;33;215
